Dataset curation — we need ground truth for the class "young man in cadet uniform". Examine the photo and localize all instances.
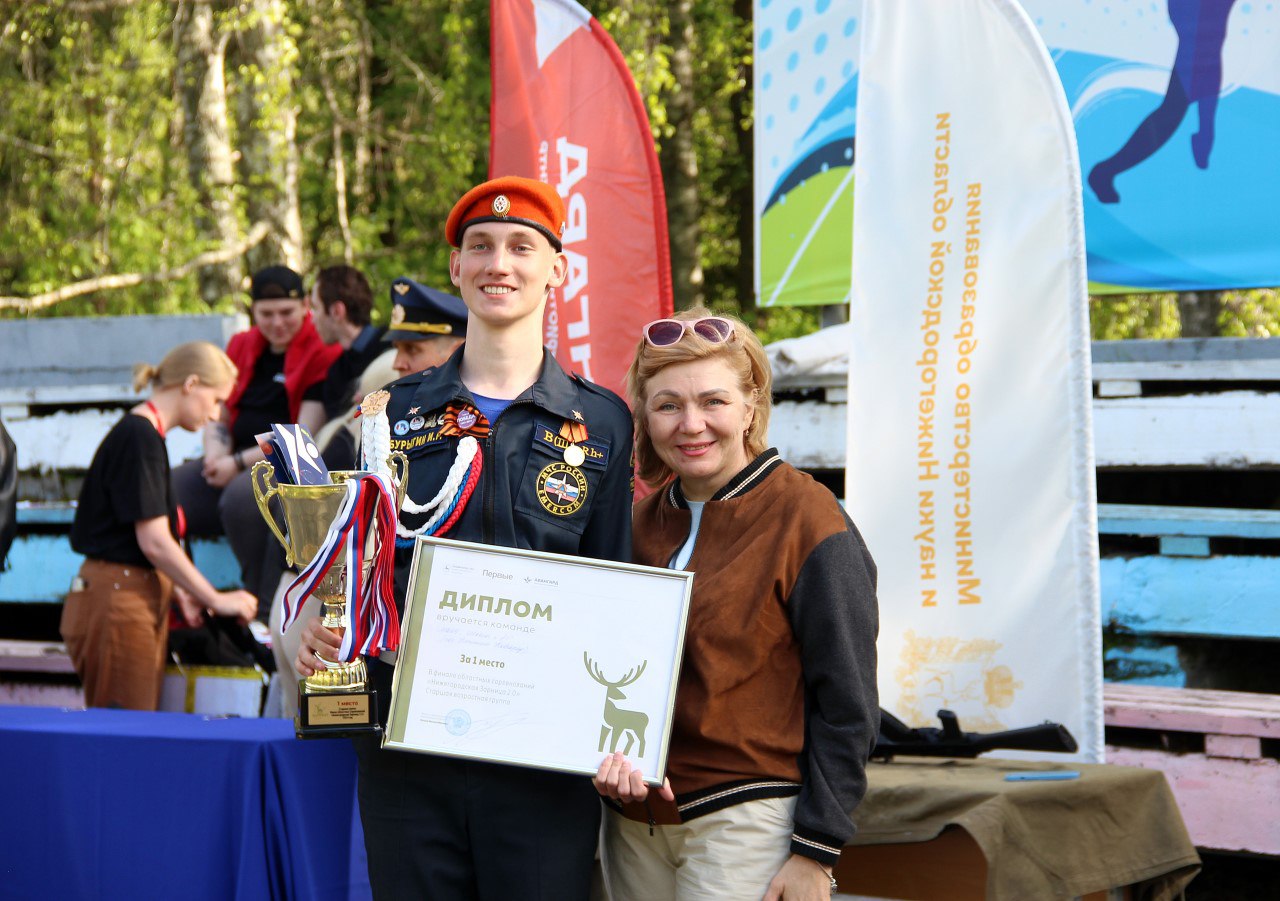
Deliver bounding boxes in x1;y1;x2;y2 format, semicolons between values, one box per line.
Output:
297;176;634;900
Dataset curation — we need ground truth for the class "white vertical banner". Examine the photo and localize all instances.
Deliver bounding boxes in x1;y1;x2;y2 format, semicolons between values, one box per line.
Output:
848;0;1102;761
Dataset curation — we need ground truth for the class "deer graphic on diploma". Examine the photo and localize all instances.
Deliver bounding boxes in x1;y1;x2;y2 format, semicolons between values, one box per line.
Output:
584;652;650;756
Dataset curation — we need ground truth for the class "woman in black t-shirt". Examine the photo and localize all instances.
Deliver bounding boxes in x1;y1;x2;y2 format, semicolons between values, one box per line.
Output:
61;342;258;710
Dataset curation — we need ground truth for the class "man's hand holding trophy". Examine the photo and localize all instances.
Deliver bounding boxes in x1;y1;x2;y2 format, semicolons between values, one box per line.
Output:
252;390;406;738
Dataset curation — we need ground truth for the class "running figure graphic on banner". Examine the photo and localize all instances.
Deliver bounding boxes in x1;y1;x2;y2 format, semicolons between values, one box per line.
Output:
1088;0;1239;203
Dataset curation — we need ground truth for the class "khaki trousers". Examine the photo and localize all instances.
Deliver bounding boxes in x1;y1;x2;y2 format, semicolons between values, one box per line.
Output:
602;796;797;901
60;559;172;710
268;570;321;718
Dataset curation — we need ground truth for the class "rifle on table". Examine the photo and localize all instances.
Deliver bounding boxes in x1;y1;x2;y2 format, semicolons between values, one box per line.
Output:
873;708;1078;761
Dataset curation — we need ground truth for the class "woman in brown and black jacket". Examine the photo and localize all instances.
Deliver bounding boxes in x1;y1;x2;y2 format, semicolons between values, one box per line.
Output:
595;308;880;901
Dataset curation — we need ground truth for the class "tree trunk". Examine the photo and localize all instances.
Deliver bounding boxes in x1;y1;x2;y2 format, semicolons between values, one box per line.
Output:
175;0;244;305
234;0;304;274
731;0;754;314
320;74;355;264
353;13;373;212
661;0;704;311
1176;291;1221;337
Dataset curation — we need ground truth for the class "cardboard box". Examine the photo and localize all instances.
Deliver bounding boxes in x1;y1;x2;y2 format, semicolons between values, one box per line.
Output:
161;665;268;718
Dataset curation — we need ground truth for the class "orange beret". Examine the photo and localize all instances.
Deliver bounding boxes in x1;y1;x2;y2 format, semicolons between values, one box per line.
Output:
445;176;567;251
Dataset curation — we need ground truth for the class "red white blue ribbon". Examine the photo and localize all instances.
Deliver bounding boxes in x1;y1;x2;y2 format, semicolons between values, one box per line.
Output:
282;472;401;662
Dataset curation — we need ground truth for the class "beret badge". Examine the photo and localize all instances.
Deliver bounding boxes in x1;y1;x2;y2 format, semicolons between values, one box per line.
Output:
492;194;511;217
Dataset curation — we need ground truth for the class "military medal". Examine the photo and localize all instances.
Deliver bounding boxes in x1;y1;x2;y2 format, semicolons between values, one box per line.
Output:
558;418;588;466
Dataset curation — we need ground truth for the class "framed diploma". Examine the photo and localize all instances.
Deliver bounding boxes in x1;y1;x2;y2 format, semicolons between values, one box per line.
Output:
384;536;694;785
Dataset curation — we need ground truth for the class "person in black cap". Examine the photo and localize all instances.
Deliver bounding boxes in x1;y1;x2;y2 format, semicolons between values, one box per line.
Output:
384;276;467;377
172;264;340;617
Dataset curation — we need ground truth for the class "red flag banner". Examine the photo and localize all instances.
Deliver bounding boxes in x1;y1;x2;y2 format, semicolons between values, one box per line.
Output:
490;0;672;399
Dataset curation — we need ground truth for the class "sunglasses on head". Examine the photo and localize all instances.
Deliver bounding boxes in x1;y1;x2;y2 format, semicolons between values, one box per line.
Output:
643;317;735;347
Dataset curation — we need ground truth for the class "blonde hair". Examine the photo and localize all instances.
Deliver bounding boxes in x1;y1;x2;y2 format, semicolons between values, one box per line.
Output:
625;307;772;489
132;341;238;393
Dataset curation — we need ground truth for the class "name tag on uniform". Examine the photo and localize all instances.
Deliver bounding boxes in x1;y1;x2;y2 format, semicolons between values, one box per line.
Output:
532;422;609;467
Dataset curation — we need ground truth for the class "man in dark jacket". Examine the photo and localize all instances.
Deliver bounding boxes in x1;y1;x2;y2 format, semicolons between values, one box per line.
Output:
309;264;384;421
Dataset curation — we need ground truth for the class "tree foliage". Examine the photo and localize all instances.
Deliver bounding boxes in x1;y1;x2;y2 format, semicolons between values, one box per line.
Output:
0;3;1274;343
0;0;493;320
1;4;204;315
1089;293;1181;341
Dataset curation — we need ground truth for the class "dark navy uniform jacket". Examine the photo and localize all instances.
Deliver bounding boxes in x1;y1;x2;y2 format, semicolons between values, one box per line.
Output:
383;345;633;611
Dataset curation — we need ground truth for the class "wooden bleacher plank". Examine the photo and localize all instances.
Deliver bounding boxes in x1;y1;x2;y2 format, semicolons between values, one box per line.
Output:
1105;683;1280;854
0;314;244;397
190;539;242;591
769;400;849;471
771;336;1280;391
1097;503;1280;540
1104;640;1186;687
1104;683;1280;740
0;535;83;602
1158;536;1210;557
1094;391;1280;468
0;682;83;707
14;502;77;526
1090;335;1280;383
1100;555;1280;640
774;393;1280;471
0;535;241;603
0;639;75;674
0;383;142;408
7;407;203;472
1105;746;1280;855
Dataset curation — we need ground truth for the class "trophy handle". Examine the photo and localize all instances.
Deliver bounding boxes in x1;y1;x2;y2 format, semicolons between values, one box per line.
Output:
388;451;409;510
250;461;295;566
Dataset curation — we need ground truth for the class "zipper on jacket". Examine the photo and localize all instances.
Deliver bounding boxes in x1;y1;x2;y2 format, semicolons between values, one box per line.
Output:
481;397;535;545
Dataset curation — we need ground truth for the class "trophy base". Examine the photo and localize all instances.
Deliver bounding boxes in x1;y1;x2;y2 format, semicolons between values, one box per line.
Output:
294;686;383;740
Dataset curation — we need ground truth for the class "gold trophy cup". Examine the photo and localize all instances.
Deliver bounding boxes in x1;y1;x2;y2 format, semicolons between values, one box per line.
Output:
252;458;406;738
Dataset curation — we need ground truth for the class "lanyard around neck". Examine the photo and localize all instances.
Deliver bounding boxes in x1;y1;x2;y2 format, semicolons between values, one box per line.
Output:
143;400;166;440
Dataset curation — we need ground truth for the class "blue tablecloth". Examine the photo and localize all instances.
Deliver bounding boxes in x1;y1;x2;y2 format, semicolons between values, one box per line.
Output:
0;706;372;901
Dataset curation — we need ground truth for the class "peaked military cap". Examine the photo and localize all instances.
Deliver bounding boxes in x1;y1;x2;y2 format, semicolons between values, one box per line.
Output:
384;277;468;341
